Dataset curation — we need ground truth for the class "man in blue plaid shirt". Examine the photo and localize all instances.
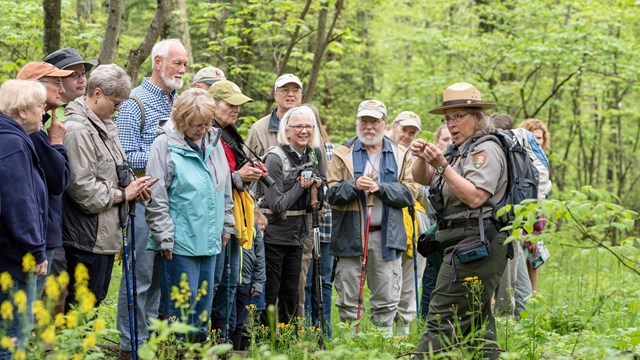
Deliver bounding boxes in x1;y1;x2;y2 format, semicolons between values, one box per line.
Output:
114;39;188;360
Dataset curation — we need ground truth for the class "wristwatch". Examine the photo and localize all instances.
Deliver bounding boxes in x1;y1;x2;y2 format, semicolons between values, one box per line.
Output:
435;163;449;175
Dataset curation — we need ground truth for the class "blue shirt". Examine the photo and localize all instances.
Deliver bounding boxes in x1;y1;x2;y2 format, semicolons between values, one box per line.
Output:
114;78;176;172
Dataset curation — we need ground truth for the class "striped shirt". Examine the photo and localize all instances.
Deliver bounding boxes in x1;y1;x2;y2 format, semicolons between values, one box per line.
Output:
319;142;334;243
114;78;177;172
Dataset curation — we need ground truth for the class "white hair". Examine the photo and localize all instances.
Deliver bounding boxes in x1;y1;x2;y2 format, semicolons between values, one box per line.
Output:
150;39;185;71
276;106;322;148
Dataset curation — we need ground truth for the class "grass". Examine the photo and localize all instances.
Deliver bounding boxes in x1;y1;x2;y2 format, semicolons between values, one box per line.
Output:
79;240;640;358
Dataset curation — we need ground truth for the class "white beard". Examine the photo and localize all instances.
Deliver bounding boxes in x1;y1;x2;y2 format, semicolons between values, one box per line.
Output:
161;68;184;90
357;128;384;146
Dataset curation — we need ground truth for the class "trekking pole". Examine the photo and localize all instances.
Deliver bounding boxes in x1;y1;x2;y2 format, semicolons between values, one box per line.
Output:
409;205;420;318
225;236;232;342
128;200;139;356
310;184;324;339
119;199;138;360
355;194;373;334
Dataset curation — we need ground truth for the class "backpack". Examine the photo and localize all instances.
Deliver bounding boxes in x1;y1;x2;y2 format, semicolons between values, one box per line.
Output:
464;129;540;225
510;128;551;200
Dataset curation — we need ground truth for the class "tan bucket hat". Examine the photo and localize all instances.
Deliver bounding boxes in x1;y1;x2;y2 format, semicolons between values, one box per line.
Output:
429;82;496;114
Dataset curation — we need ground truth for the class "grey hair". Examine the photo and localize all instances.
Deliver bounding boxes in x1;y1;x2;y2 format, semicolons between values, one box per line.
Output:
470;109;495;136
150;39;185;71
277;106;322;148
87;64;132;99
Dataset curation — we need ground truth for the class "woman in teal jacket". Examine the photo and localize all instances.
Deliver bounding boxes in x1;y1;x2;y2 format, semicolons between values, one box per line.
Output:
145;88;235;341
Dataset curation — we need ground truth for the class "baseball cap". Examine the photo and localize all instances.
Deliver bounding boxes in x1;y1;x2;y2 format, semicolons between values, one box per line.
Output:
209;80;253;106
16;62;73;80
274;73;302;91
357;99;387;119
193;67;226;85
393;111;422;131
43;48;98;71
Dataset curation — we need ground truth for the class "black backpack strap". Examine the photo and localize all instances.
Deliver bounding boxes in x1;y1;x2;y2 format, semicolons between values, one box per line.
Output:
130;96;146;134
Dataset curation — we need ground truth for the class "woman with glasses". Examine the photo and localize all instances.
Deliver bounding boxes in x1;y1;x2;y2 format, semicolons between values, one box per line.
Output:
0;80;50;358
411;82;508;359
258;106;326;325
145;88;235;342
62;64;153;311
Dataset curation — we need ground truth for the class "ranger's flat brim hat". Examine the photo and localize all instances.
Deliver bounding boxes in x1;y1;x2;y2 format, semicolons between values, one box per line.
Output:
429;82;496;115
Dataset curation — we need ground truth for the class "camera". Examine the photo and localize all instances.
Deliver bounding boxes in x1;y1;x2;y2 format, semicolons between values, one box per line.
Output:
301;170;314;180
251;160;275;188
116;164;133;188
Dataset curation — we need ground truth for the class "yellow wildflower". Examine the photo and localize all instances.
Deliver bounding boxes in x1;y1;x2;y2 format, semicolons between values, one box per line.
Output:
55;354;68;360
41;325;56;344
22;253;36;273
76;286;96;312
13;290;27;313
44;276;61;301
83;333;96;351
93;318;106;333
14;350;26;360
1;301;13;321
57;272;70;288
0;336;15;352
54;313;65;328
33;300;51;327
72;354;83;360
74;264;89;284
66;311;79;328
0;272;13;292
246;304;256;310
464;276;479;283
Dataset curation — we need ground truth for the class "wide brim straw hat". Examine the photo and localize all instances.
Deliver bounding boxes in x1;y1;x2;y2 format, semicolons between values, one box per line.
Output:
429;82;496;115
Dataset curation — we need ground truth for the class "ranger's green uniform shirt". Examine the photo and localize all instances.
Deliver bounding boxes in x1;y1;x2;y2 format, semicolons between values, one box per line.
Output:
430;137;507;220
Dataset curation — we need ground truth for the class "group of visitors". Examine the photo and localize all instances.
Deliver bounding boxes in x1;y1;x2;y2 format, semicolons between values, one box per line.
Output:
0;37;552;360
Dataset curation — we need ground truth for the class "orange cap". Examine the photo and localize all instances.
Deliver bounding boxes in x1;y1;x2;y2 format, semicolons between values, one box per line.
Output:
16;61;73;80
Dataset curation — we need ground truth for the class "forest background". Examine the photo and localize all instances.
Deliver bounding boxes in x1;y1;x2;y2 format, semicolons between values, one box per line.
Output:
1;0;639;214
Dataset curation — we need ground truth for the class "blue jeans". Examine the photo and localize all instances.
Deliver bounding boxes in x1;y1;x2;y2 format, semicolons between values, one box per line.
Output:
420;261;439;318
210;236;240;339
117;203;162;351
304;241;333;338
0;275;35;360
36;248;56;298
160;254;216;341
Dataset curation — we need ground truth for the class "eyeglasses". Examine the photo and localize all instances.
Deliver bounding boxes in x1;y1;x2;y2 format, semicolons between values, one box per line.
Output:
39;80;64;88
189;122;212;131
69;71;87;80
276;87;302;95
288;124;314;133
107;96;124;108
441;112;471;125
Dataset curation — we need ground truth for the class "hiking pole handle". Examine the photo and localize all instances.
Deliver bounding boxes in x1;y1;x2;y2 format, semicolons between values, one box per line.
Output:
310;184;320;228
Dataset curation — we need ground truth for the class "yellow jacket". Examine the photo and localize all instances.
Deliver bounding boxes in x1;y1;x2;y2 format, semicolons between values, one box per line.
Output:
233;189;255;249
403;201;426;258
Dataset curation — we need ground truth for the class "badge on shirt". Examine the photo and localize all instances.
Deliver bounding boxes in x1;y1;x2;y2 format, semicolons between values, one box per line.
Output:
472;151;487;169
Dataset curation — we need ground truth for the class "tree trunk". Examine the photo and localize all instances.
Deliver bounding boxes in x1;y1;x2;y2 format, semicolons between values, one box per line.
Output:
77;0;93;22
43;0;61;56
163;0;193;65
125;0;170;82
303;0;344;103
98;0;125;64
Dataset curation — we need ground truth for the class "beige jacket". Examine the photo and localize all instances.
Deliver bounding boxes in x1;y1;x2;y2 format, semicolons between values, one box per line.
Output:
244;112;280;157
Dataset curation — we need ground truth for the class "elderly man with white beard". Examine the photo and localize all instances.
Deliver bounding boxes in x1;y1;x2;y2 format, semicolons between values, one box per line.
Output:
327;100;419;335
114;38;188;360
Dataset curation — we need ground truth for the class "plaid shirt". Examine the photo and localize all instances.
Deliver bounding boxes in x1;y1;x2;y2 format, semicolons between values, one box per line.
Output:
319;142;334;243
114;78;177;172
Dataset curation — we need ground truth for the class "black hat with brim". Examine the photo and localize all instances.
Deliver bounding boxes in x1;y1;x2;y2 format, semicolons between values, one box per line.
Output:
44;48;98;71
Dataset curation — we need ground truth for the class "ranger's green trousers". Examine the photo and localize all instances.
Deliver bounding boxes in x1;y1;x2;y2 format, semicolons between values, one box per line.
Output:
415;223;508;359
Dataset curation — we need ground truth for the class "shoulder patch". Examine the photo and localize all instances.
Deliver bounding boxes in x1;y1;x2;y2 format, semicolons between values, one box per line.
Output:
472;151;487;169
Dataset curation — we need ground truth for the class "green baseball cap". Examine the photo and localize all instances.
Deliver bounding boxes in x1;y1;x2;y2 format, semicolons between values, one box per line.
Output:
209;80;253;106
